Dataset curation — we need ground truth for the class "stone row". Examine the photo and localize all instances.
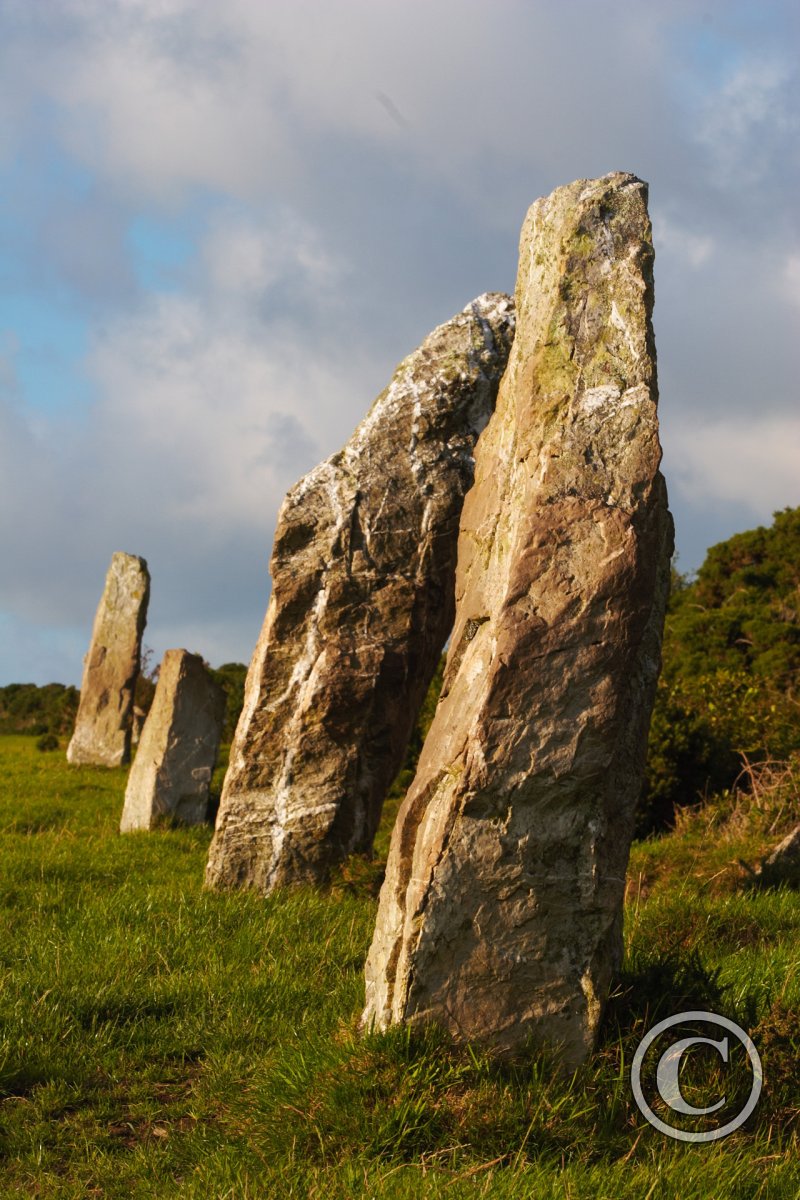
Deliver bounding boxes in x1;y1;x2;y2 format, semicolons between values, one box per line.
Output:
68;173;672;1065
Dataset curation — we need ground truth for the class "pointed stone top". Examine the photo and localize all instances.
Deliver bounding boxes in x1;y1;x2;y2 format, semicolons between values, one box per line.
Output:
110;550;149;570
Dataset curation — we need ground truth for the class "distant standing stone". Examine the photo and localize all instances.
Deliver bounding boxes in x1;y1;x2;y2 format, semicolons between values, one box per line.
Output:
363;174;674;1066
205;293;515;894
131;705;147;745
67;552;150;768
120;650;225;832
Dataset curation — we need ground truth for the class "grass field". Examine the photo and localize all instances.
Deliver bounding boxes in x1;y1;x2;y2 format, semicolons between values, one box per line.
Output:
0;735;798;1198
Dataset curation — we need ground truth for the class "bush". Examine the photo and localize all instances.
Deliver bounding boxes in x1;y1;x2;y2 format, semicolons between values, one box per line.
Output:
208;662;248;742
639;508;800;834
35;732;60;752
386;654;446;801
133;644;159;720
0;683;79;736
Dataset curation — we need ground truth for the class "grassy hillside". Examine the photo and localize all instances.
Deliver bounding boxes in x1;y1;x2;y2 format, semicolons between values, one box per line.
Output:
0;736;798;1197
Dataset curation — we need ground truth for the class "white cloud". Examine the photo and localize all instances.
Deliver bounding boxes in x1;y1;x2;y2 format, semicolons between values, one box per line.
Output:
87;292;325;527
2;0;800;682
652;212;714;268
0;2;677;211
665;414;800;515
0;205;387;660
82;207;371;527
696;57;798;186
201;211;342;299
783;255;800;310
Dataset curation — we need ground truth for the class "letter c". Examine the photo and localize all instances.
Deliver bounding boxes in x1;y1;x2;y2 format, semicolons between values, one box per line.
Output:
656;1035;728;1115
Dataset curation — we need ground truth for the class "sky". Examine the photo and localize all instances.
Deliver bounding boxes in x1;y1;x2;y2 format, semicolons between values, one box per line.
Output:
1;0;798;686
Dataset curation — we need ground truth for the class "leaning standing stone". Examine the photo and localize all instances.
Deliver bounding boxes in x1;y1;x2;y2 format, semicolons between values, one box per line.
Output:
205;293;515;893
67;552;150;768
363;174;674;1067
120;650;225;831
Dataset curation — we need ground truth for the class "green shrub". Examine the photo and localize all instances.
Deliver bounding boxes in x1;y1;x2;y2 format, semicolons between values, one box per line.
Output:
640;507;800;833
35;732;60;752
208;662;248;741
0;682;79;735
386;654;445;802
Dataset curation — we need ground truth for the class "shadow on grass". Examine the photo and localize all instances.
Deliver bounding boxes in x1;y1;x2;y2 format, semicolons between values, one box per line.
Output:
75;996;182;1031
3;810;70;834
0;1068;50;1100
0;1040;207;1106
266;950;769;1173
600;947;762;1045
739;860;800;893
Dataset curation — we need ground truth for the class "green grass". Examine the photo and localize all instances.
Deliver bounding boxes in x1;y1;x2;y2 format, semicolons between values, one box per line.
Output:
0;735;798;1197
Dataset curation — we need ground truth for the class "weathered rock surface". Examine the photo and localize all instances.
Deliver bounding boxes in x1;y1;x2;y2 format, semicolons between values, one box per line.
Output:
120;650;225;832
362;173;674;1066
66;552;150;768
205;293;515;893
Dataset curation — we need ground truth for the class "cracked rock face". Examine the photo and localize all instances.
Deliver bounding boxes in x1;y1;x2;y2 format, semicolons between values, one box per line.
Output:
67;552;150;768
362;174;674;1066
205;293;515;893
120;650;225;831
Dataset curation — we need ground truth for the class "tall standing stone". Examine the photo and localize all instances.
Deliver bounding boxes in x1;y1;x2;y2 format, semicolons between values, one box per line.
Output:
205;294;515;893
67;552;150;768
363;174;674;1066
120;650;225;832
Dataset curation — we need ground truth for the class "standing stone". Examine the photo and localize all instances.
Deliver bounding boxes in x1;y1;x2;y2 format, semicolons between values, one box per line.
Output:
131;706;147;745
67;552;150;768
363;173;674;1066
205;294;515;893
120;650;225;832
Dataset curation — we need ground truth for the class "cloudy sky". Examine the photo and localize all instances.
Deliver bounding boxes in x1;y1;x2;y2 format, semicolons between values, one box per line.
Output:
1;0;798;686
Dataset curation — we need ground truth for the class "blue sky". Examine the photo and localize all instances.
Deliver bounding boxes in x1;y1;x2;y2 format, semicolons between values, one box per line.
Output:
1;0;798;685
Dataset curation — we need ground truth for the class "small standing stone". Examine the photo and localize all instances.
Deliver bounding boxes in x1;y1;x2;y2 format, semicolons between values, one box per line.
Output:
205;294;515;893
120;650;225;832
67;552;150;768
131;705;147;746
363;174;674;1066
